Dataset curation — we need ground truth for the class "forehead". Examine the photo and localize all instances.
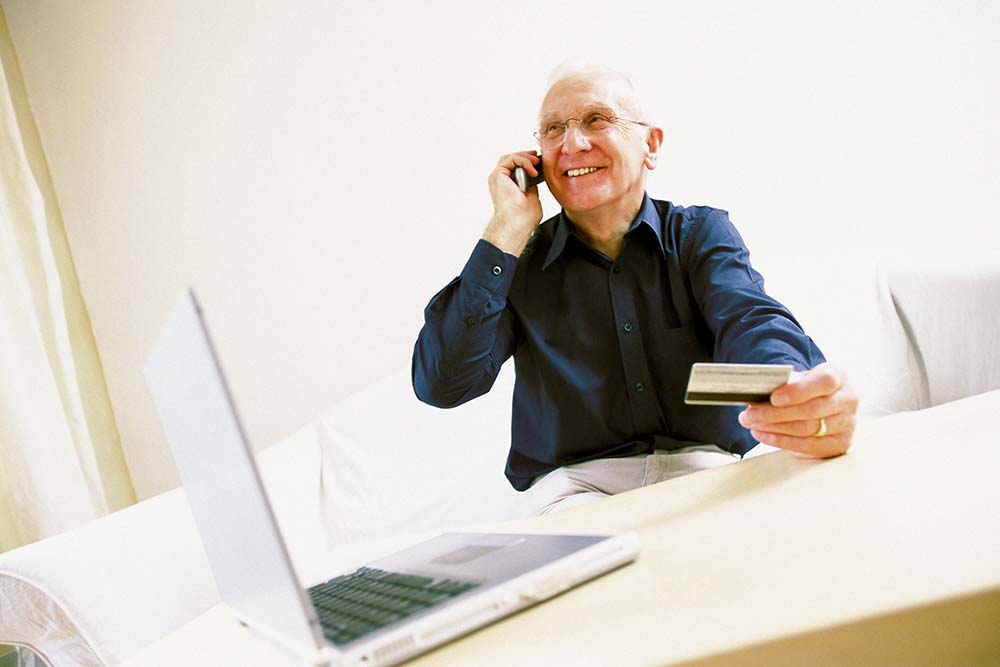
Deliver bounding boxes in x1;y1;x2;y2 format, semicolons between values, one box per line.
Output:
539;73;634;121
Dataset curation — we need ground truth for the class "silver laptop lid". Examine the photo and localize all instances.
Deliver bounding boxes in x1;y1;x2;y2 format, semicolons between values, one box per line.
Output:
144;288;325;651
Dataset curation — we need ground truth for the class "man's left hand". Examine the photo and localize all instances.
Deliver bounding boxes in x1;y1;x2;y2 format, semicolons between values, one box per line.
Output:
738;362;858;457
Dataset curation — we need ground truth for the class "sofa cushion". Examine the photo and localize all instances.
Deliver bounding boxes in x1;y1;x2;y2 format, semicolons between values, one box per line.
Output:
751;251;925;418
317;365;523;547
886;255;1000;407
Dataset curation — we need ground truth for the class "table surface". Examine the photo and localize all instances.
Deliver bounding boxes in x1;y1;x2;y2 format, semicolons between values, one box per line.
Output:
122;390;1000;666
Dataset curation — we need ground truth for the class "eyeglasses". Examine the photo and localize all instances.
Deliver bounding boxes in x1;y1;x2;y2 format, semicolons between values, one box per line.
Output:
534;111;649;148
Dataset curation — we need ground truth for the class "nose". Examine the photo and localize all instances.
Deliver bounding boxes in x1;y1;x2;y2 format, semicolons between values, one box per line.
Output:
561;120;591;154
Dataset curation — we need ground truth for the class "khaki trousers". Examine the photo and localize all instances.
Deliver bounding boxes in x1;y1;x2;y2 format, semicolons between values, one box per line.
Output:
517;444;743;516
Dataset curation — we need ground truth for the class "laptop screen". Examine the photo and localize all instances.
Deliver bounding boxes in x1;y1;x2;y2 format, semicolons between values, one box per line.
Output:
144;289;323;650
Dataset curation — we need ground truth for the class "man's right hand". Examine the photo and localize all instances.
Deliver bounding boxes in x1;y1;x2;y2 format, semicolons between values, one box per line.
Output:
483;151;543;256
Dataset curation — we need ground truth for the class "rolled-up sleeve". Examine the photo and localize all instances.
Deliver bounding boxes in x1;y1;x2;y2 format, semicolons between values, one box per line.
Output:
683;210;825;370
412;239;521;407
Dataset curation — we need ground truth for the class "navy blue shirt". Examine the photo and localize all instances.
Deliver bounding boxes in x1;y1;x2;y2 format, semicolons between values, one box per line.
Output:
413;195;825;490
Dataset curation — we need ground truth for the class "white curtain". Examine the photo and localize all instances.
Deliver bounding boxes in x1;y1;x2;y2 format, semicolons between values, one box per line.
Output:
0;8;134;553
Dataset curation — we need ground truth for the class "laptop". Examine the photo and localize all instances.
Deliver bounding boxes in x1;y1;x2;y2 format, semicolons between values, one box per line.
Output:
144;288;640;667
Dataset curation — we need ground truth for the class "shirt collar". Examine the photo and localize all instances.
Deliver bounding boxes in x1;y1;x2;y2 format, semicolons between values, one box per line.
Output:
542;193;663;270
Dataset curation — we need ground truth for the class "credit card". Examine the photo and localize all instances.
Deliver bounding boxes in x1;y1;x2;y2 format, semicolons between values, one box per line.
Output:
684;363;793;406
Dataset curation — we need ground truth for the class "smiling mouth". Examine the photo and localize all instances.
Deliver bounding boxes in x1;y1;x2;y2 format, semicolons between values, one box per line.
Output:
564;166;604;177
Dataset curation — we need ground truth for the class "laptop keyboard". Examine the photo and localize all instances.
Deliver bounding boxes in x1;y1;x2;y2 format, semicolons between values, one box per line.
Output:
308;567;480;645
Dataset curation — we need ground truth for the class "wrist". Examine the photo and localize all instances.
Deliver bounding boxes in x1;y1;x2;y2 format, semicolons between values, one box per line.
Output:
482;213;534;256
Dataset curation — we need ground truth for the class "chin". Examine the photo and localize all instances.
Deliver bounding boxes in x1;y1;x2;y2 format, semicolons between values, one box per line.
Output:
560;195;614;217
553;186;613;215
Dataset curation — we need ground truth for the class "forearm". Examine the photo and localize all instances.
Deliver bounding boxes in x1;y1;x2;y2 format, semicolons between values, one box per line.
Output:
687;211;825;370
412;239;519;407
707;287;826;370
482;212;535;257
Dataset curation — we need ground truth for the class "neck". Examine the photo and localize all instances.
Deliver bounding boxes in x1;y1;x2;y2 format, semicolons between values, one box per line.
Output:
564;192;644;261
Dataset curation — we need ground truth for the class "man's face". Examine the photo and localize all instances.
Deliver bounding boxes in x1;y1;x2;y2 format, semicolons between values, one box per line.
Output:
538;73;660;221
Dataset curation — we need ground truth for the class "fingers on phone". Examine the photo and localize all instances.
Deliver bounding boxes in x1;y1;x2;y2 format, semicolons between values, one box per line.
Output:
515;155;540;178
500;152;540;177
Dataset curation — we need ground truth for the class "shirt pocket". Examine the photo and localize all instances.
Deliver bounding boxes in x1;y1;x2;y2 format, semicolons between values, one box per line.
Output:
651;323;725;439
651;323;714;404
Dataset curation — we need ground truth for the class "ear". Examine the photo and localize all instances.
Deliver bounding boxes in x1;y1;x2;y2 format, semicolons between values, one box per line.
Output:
643;126;664;170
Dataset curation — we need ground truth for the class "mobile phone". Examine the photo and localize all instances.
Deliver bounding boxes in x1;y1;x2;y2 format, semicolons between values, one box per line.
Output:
512;157;544;193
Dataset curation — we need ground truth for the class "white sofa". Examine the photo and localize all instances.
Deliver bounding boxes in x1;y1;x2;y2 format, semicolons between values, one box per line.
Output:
2;254;998;666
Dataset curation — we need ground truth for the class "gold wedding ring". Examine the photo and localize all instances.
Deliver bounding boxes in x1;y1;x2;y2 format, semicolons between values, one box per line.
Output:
812;417;828;438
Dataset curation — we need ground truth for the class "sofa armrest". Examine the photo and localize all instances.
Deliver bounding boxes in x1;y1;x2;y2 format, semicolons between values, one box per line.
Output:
0;424;324;666
0;488;216;666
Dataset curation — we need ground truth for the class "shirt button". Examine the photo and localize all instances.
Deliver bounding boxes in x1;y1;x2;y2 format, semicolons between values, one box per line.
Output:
623;322;633;333
465;316;476;326
634;382;645;392
612;265;621;274
492;265;502;276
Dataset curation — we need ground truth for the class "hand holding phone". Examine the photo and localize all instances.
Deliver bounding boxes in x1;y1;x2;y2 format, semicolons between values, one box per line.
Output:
484;151;544;256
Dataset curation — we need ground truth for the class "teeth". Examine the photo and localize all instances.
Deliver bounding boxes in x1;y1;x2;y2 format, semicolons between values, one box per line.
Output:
567;167;600;177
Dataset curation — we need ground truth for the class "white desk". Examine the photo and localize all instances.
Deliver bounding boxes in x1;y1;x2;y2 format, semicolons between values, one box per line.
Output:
123;390;1000;666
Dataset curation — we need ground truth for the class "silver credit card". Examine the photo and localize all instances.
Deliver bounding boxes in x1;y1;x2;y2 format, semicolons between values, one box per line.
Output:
684;363;793;406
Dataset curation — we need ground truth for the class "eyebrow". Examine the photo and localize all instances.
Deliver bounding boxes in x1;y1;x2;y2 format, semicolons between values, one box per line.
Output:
539;104;617;123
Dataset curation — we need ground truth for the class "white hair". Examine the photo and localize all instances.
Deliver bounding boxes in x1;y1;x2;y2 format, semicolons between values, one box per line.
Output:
544;59;646;121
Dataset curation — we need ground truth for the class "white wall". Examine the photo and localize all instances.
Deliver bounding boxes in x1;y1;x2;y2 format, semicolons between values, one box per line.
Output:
2;0;997;499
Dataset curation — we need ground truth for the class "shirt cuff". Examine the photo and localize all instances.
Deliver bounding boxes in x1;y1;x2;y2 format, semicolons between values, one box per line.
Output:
461;239;519;292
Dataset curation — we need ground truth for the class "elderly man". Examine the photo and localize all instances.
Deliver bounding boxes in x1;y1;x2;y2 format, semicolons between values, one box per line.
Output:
412;64;858;514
